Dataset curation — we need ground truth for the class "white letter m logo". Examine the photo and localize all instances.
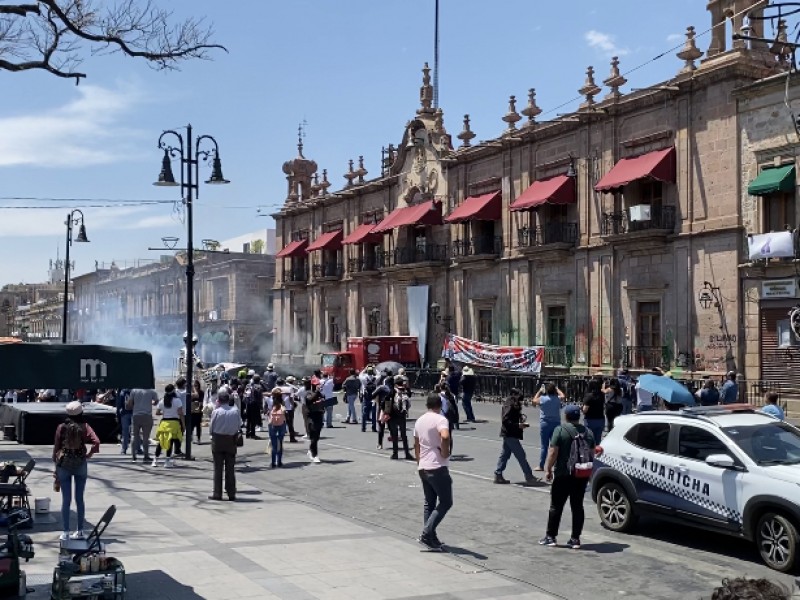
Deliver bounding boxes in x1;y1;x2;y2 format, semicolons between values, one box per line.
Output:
80;359;108;381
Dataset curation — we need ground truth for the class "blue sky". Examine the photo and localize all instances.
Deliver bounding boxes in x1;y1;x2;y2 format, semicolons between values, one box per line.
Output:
0;0;706;285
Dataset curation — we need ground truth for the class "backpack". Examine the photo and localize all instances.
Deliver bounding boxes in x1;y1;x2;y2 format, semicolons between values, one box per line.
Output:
363;376;377;401
393;390;409;415
565;424;594;479
269;408;286;427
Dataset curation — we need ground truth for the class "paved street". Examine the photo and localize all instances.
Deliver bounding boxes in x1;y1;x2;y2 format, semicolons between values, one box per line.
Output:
10;399;798;600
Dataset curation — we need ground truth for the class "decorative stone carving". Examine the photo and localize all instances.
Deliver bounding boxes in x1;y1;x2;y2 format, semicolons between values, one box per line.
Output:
356;155;368;184
579;66;601;109
771;19;791;65
676;26;703;73
418;62;434;115
457;114;476;148
502;95;522;134
343;159;357;188
320;169;331;196
521;88;542;127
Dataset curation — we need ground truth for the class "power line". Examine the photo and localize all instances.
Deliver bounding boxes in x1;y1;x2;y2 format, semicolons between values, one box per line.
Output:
0;196;172;203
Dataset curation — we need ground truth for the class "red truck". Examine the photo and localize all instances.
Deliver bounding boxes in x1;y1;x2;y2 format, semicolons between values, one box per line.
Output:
321;336;420;387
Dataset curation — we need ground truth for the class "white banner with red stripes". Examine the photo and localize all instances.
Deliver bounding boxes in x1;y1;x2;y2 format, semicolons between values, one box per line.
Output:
441;334;544;373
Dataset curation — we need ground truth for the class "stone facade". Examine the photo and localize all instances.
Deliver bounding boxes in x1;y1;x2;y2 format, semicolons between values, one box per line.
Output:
272;2;791;380
72;252;275;372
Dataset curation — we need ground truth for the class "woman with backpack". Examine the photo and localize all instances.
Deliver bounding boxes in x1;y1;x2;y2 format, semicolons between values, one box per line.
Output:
267;392;287;468
153;384;184;468
190;380;204;444
602;378;624;431
52;401;100;541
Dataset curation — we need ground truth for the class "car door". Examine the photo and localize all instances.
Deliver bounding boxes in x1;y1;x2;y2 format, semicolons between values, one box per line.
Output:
667;424;744;532
620;421;675;511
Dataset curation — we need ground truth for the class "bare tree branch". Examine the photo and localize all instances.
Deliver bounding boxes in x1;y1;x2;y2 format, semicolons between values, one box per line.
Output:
0;0;226;82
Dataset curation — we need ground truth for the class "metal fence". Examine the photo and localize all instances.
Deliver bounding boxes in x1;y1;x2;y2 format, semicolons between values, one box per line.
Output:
407;369;789;410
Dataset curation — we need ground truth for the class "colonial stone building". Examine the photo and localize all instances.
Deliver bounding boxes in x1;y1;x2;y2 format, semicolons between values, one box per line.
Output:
72;251;275;370
737;70;800;392
272;1;790;380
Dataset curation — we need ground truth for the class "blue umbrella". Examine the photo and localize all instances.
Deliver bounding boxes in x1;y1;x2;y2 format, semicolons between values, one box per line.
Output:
637;374;696;406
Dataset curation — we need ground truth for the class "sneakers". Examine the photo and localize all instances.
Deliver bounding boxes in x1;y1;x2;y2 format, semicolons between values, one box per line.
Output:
376;444;383;450
566;537;581;550
418;534;443;551
59;531;69;541
494;474;510;484
538;536;557;547
151;458;158;467
307;450;313;460
311;456;321;464
70;530;85;540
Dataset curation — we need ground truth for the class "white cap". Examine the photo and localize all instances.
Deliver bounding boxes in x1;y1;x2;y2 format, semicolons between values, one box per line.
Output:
267;363;274;370
247;369;256;376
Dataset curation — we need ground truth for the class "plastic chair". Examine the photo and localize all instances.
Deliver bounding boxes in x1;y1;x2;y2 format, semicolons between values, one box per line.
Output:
59;504;116;559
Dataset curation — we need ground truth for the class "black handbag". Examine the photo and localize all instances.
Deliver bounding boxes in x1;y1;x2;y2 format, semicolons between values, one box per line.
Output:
235;432;244;447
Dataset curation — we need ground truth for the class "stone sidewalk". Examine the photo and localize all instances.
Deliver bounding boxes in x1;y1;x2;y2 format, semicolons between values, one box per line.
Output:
9;440;556;600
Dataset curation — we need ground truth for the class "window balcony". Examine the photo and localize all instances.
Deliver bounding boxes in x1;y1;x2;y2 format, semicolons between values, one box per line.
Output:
602;205;676;242
452;236;502;264
282;265;308;286
312;262;343;281
381;244;448;268
347;256;382;276
544;345;573;368
516;223;577;260
623;345;670;370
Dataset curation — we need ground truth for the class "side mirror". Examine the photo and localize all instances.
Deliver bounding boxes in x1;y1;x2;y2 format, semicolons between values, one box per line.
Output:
705;454;736;469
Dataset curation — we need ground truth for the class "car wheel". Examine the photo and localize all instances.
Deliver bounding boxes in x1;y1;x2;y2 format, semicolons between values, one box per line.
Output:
756;512;798;573
597;482;636;532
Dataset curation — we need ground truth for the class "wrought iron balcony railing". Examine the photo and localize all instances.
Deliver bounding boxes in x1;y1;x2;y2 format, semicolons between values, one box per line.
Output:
623;345;670;370
312;262;343;279
381;244;448;267
283;265;308;283
517;222;578;248
452;236;502;257
602;205;676;236
348;256;382;273
544;345;574;367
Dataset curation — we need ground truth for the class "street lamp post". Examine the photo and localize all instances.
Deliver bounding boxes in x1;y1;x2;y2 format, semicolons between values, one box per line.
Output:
154;124;229;461
62;210;89;343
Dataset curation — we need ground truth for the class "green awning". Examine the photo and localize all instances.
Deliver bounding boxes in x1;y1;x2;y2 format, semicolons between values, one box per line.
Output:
748;165;796;196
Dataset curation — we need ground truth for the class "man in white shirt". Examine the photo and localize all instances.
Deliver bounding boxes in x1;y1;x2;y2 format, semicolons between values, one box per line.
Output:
635;382;654;412
279;377;299;443
414;393;452;551
320;374;335;428
209;390;241;501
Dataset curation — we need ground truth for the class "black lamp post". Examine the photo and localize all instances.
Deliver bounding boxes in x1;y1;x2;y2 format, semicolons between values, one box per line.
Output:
154;124;229;461
62;210;89;343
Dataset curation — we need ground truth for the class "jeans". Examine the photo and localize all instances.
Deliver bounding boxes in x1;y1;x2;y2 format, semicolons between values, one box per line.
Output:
211;434;237;498
119;413;132;454
495;437;533;479
585;418;604;444
325;404;334;428
361;400;376;431
546;475;589;539
268;424;286;466
461;390;476;421
56;461;87;533
539;420;559;469
388;415;410;456
419;467;453;537
308;412;323;457
346;394;358;422
132;413;153;459
621;397;633;415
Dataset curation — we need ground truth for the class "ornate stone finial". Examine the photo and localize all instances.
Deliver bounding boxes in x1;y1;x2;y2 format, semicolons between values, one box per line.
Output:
297;123;305;158
434;108;444;133
579;66;602;108
418;62;434;114
310;172;321;197
676;26;703;73
521;88;542;127
603;56;627;100
502;95;522;133
771;19;791;64
344;159;357;188
457;114;476;148
320;169;331;196
356;155;368;184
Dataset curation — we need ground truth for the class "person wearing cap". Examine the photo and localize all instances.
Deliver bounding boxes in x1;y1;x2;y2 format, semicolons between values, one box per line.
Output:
264;363;278;391
720;371;739;405
281;376;299;443
244;375;265;439
539;404;595;550
209;389;241;501
617;368;635;415
52;401;101;541
460;366;477;423
342;369;362;425
359;365;379;433
320;373;336;428
494;388;536;485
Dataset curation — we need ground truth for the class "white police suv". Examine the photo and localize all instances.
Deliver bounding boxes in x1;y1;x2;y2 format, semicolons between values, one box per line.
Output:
591;405;800;572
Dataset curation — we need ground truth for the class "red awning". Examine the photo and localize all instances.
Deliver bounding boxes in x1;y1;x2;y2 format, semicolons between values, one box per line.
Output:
444;191;501;223
275;238;308;258
371;200;442;233
341;223;382;245
510;175;575;212
594;147;676;192
306;230;343;252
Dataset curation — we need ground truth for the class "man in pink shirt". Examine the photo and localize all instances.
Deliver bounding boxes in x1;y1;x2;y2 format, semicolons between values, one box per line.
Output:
414;393;452;551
